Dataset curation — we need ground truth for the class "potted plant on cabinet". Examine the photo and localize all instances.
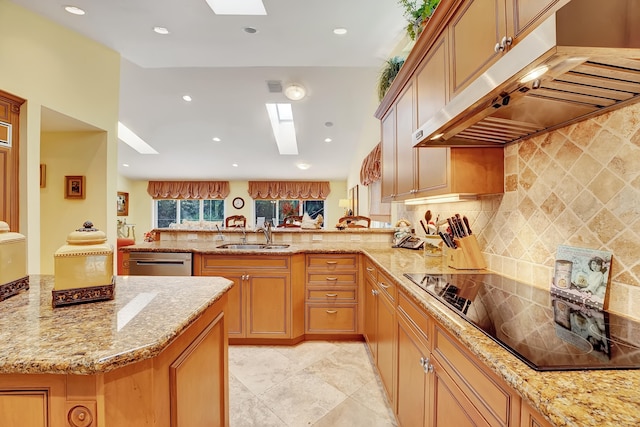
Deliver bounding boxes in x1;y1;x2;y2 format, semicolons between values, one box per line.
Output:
398;0;441;40
378;55;406;101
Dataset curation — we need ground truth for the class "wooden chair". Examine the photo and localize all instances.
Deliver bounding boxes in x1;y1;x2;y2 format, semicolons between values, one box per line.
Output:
277;215;303;228
225;215;246;228
338;215;371;228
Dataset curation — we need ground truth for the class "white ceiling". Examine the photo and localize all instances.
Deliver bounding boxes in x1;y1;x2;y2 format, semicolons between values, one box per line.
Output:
13;0;408;181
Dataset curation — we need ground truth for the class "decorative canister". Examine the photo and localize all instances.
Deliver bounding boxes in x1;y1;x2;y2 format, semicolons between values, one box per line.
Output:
53;221;114;307
553;260;573;289
0;221;29;301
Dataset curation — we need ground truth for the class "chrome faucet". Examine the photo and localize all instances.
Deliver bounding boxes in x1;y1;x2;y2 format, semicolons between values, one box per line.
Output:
256;220;273;244
215;224;225;242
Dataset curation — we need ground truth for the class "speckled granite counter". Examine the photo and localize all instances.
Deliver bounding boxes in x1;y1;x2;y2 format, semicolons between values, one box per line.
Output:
120;240;640;426
0;275;233;375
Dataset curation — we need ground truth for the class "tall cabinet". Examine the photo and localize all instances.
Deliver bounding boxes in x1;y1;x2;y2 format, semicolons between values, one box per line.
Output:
0;91;24;232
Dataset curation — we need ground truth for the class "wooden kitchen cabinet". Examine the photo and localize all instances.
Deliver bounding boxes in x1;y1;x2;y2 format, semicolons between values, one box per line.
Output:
521;401;553;427
448;0;569;96
195;254;293;340
395;81;417;200
305;254;359;335
0;91;24;232
381;105;397;201
364;261;397;401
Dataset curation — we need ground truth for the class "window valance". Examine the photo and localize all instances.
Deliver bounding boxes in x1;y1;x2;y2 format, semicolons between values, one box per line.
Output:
360;142;381;186
147;181;230;199
248;181;331;200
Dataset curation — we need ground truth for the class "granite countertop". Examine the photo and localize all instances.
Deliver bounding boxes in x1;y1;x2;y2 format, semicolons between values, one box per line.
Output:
120;240;640;427
0;275;233;375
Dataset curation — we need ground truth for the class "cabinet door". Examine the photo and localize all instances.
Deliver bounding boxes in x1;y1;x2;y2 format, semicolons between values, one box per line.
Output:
381;106;396;201
509;0;568;41
395;81;416;199
376;291;396;400
0;392;47;427
363;275;378;358
521;400;553;427
431;358;491;427
396;314;430;427
449;0;507;96
224;273;244;337
246;273;290;338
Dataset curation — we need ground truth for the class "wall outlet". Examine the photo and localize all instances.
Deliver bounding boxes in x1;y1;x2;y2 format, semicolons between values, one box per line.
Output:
312;234;323;241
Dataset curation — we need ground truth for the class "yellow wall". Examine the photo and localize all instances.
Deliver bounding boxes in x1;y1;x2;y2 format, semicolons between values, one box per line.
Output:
117;176;153;241
40;132;108;274
0;0;120;272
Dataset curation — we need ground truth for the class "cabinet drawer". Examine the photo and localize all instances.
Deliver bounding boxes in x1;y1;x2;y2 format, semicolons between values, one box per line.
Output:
307;272;357;286
364;257;377;282
306;288;357;302
199;254;289;271
397;289;431;347
377;269;396;302
433;325;516;427
305;304;357;333
306;254;358;270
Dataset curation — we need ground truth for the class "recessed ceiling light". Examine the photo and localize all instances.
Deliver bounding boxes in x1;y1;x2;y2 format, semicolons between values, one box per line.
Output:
153;26;170;35
64;6;85;15
243;27;258;34
333;28;347;35
232;163;239;167
182;95;192;102
324;138;332;143
212;137;221;142
122;164;130;167
297;163;311;170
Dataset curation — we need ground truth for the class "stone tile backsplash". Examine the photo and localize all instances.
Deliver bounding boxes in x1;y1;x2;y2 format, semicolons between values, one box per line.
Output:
397;102;640;320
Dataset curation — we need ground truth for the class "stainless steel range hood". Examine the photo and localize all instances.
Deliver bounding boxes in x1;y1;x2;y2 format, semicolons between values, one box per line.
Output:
413;0;640;147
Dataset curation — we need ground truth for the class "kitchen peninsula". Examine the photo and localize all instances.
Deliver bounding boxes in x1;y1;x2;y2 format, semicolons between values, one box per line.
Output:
0;275;233;427
121;234;640;427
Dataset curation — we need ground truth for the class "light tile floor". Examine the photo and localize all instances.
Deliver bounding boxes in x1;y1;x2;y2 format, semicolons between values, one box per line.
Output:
229;341;398;427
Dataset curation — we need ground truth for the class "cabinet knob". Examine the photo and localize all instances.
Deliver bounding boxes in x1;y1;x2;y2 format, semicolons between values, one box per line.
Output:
371;289;379;296
378;281;390;289
494;35;513;52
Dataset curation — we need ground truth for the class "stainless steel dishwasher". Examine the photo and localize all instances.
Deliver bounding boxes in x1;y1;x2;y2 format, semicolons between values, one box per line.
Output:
128;252;192;276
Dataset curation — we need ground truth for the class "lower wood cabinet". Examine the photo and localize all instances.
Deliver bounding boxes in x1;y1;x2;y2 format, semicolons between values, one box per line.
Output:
195;254;293;339
364;264;396;401
305;254;359;335
0;295;228;427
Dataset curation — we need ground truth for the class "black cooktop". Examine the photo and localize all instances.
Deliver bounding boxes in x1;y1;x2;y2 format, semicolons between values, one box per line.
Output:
404;272;640;371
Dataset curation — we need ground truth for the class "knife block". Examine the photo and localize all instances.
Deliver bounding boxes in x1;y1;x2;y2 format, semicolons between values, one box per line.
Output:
446;235;486;270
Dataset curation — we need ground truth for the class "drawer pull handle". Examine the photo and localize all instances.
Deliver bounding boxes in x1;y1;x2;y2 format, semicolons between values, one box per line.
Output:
366;267;374;272
325;293;338;297
378;281;390;289
326;261;338;265
326;277;338;281
326;310;338;314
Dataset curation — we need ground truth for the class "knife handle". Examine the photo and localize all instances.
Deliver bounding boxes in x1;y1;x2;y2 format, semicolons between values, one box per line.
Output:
447;217;457;238
463;216;472;235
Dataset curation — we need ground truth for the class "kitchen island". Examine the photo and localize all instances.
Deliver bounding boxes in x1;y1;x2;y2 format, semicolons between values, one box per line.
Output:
120;239;640;427
0;275;233;427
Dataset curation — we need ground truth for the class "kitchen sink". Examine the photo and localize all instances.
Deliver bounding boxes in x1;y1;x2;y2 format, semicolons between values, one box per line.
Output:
216;243;290;250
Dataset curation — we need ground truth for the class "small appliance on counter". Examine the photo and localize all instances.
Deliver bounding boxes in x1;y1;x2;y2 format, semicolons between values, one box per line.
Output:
53;221;114;307
0;221;28;301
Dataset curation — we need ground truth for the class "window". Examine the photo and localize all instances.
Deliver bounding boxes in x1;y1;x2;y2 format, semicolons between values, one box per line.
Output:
254;199;325;227
155;199;224;228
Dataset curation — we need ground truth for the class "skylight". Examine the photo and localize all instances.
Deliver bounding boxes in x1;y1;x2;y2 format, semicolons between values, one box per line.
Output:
265;103;298;155
117;122;158;154
205;0;266;15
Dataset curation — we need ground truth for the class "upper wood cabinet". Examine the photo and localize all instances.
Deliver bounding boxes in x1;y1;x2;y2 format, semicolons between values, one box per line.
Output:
0;91;24;232
449;0;569;96
448;0;508;96
395;82;417;200
381;107;396;201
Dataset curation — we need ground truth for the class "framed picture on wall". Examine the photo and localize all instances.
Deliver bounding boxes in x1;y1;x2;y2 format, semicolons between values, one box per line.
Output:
64;175;85;199
349;184;359;216
117;191;129;216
